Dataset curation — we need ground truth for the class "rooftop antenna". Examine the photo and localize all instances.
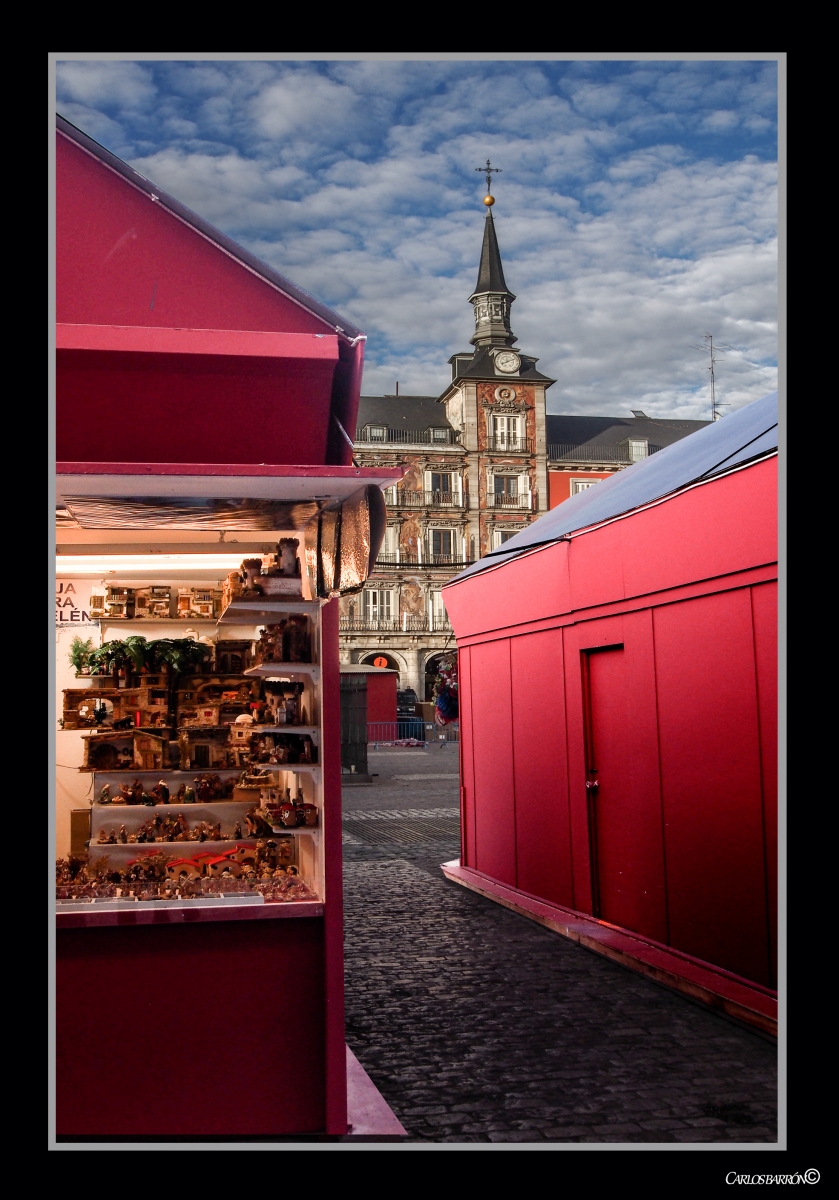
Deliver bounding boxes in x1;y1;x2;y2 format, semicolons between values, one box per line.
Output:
475;158;501;205
395;381;399;396
690;334;733;420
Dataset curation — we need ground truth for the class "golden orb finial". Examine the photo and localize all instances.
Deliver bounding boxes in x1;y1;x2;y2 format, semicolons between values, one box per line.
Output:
483;194;495;207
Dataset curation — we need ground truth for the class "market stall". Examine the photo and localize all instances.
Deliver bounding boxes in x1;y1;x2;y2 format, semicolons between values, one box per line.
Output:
54;114;405;1138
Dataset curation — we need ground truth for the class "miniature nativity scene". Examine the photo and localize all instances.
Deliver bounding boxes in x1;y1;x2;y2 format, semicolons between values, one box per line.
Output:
58;541;325;908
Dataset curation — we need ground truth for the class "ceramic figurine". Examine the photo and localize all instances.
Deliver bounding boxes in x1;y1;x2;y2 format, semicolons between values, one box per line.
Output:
196;777;211;802
98;784;112;805
284;616;309;663
116;784;131;804
118;825;128;844
130;779;144;805
279;802;298;828
183;785;196;804
141;791;156;806
176;783;186;803
157;781;170;804
233;822;242;839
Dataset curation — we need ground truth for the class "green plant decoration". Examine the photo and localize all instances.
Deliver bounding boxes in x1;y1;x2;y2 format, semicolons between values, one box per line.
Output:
151;637;212;675
123;635;152;672
88;640;132;674
68;636;94;673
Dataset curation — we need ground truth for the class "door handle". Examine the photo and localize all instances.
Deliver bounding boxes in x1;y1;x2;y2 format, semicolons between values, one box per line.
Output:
585;779;600;794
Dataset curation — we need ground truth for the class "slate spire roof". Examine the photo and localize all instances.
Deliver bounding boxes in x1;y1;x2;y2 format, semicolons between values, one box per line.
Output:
471;210;513;297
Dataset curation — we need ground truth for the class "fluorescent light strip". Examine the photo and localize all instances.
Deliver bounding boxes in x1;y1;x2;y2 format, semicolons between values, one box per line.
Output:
56;554;245;573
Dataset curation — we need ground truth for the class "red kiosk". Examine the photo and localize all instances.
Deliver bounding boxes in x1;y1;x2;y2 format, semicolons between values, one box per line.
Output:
54;116;405;1138
442;393;778;1035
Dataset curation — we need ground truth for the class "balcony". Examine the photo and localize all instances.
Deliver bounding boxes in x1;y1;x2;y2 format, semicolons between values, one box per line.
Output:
488;493;534;511
355;428;462;447
548;442;662;464
372;553;472;569
389;490;467;509
487;436;531;454
339;614;452;633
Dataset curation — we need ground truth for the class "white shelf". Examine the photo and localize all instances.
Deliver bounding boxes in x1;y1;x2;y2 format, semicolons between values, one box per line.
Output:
251;725;319;738
92;800;254;812
245;663;320;681
218;599;319;624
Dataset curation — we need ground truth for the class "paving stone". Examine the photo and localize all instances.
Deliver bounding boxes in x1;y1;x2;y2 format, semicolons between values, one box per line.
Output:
342;757;777;1145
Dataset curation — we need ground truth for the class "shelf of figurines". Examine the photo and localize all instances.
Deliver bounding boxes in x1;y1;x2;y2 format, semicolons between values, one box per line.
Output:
55;768;323;920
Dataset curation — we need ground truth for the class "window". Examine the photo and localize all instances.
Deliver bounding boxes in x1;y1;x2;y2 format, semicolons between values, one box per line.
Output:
363;589;393;625
492;530;517;549
383;485;397;504
430;471;453;496
492;415;520;448
617;437;649;462
367;425;387;442
428;591;449;630
431;428;449;442
494;475;518;497
570;478;602;495
430;529;455;560
378;525;399;562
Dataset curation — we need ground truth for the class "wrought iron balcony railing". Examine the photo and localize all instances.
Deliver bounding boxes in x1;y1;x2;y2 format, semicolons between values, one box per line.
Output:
339;614;453;633
372;553;472;568
389;490;467;509
355;428;462;446
548;442;662;464
488;493;534;510
487;436;532;453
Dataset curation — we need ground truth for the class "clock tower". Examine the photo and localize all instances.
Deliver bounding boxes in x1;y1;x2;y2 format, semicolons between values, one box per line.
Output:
438;194;554;559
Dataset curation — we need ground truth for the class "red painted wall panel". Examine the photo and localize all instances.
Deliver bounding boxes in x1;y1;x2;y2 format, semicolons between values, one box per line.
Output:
57;134;328;335
57;354;335;465
653;590;769;985
509;631;573;906
366;673;397;723
56;918;325;1137
447;458;778;630
458;648;477;868
751;581;778;987
620;459;777;601
467;640;517;886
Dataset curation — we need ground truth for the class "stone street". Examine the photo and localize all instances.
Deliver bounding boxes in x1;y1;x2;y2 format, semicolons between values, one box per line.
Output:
342;748;777;1144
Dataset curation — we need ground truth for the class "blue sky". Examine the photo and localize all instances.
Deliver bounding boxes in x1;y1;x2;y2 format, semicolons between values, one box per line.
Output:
56;58;778;418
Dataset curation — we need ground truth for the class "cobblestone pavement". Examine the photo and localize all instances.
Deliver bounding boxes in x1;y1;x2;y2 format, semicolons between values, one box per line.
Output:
342;749;777;1144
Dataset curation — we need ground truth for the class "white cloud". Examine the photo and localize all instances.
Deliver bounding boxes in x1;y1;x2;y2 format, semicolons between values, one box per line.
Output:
55;60;778;420
57;62;156;110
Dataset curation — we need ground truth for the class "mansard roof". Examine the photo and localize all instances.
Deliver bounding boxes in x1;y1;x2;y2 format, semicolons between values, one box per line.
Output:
546;413;710;452
357;395;454;434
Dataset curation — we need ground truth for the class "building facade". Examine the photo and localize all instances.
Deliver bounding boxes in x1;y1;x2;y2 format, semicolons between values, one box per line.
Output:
340;204;709;695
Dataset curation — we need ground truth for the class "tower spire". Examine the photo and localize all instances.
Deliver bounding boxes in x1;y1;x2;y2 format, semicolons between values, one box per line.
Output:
469;207;516;348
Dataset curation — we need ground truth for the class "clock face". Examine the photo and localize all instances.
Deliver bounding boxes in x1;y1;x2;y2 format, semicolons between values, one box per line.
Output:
495;352;521;374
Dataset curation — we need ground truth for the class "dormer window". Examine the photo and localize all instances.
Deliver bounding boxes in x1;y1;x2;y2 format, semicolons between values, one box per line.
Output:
366;425;387;442
430;427;449;442
618;437;649;462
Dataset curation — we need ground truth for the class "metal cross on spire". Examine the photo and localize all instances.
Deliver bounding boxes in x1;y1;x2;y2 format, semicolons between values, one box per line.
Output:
476;159;501;194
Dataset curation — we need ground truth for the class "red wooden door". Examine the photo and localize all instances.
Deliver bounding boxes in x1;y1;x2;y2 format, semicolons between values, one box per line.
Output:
583;642;667;940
